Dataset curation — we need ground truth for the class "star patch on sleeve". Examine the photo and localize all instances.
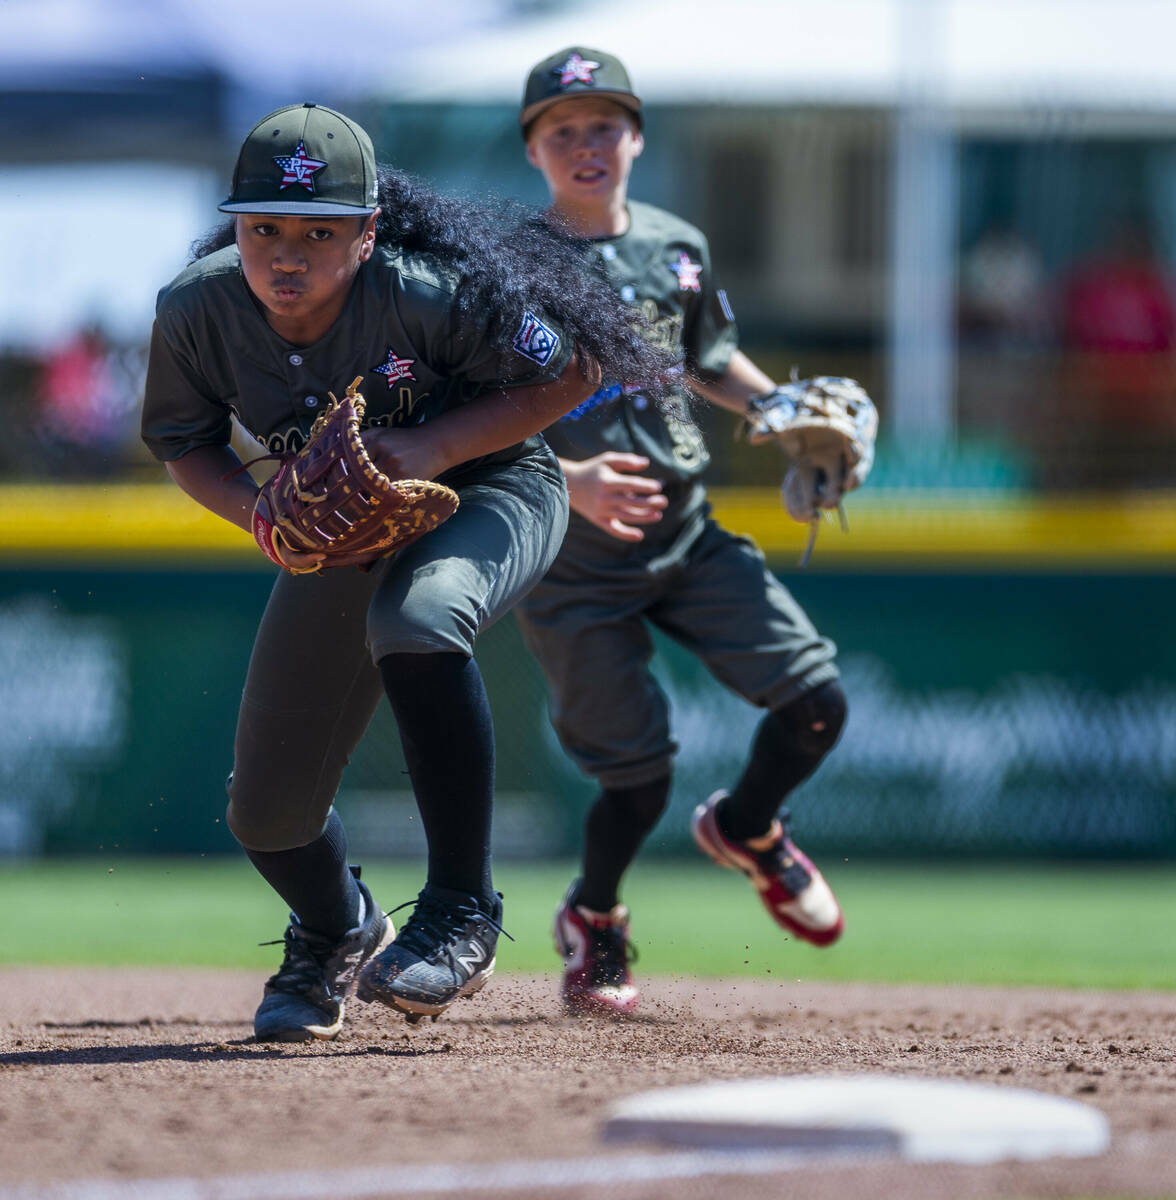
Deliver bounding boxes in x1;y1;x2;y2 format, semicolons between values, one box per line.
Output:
555;52;600;87
513;310;561;366
372;347;417;386
273;141;327;193
670;253;703;293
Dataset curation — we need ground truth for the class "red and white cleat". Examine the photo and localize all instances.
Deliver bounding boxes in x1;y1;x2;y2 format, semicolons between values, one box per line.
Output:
691;790;844;947
553;886;640;1016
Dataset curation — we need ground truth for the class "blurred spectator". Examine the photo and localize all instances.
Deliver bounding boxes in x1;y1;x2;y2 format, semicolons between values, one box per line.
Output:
1061;219;1176;428
954;226;1050;475
36;324;139;475
959;224;1049;346
1031;218;1176;489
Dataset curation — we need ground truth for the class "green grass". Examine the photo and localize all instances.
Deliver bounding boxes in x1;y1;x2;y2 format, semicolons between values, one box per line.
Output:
2;858;1173;990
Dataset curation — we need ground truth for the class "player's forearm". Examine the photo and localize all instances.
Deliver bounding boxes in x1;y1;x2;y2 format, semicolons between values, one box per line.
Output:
691;350;776;415
165;445;258;534
428;351;601;471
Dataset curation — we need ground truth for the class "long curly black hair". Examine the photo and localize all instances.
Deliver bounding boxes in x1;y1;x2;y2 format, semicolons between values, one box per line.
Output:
191;165;676;400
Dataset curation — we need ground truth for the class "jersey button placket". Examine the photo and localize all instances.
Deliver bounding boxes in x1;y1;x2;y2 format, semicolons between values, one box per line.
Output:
284;352;315;425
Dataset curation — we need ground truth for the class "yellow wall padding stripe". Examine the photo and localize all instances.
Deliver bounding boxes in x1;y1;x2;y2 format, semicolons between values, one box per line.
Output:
709;488;1176;566
5;484;1176;567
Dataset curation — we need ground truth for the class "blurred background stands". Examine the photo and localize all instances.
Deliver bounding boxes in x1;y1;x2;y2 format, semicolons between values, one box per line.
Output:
3;0;1176;492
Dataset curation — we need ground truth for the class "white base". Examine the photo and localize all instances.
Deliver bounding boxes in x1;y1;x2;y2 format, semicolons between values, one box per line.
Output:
604;1074;1110;1164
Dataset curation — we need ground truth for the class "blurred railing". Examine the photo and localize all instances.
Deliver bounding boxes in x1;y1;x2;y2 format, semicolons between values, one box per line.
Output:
7;336;1176;494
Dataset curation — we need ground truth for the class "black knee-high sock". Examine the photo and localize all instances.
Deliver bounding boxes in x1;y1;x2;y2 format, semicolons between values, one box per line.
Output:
576;777;672;912
379;651;495;905
243;809;362;939
719;681;848;842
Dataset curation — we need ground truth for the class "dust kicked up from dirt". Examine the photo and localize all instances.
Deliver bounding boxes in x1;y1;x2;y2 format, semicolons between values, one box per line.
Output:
1;968;1173;1198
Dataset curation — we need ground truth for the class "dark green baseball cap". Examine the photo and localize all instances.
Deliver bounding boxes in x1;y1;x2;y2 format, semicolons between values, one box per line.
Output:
520;47;642;136
219;102;379;216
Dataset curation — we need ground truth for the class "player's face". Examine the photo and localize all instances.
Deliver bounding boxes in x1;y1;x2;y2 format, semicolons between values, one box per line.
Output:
235;212;378;342
526;99;643;207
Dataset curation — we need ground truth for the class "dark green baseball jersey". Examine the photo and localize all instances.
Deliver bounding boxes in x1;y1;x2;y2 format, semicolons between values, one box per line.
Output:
541;199;738;555
142;243;573;477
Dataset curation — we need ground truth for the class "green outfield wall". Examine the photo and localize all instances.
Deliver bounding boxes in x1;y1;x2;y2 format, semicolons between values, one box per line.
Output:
4;557;1173;860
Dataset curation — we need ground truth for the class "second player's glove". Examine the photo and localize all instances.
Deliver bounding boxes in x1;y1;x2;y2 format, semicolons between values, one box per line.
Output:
251;377;459;574
739;374;878;564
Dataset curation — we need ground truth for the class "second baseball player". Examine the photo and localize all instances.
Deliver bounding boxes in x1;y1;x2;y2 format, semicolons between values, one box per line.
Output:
515;48;856;1016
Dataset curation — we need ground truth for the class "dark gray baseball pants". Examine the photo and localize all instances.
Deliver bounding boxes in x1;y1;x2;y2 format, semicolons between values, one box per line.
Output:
515;517;839;790
227;452;568;851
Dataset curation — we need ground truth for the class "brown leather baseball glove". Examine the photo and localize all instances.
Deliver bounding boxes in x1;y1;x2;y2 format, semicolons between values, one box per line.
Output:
251;377;459;574
739;374;878;565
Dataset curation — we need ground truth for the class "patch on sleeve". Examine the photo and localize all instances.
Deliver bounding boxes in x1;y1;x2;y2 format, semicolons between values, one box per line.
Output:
513;310;561;367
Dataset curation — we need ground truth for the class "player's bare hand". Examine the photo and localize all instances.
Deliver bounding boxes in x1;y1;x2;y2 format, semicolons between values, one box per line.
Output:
362;426;450;483
562;452;667;543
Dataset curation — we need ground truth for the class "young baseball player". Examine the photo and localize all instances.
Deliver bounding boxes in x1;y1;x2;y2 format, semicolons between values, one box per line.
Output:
141;102;671;1039
516;50;851;1015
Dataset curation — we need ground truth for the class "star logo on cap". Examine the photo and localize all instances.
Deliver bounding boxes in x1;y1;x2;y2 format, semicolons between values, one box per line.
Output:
273;141;327;192
554;52;600;87
670;253;702;292
373;347;416;386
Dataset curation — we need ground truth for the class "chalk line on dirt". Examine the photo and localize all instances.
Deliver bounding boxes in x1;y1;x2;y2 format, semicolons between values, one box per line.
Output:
3;1146;883;1199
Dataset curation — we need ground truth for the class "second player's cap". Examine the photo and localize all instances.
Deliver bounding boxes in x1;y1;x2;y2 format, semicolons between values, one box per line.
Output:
219;102;379;216
520;47;642;136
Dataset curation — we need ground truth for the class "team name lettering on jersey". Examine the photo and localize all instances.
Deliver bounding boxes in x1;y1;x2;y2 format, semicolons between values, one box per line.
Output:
670;253;702;292
513;310;561;366
373;347;417;386
555;52;600;86
638;299;685;354
365;385;425;428
663;399;708;468
266;427;307;455
273;141;327;193
261;386;427;454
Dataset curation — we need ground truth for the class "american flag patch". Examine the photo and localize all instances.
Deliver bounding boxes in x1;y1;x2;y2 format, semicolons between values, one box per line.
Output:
373;347;416;386
272;141;327;193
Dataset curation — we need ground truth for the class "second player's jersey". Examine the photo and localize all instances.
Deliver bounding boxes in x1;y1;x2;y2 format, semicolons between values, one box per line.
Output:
541;199;738;557
142;243;573;480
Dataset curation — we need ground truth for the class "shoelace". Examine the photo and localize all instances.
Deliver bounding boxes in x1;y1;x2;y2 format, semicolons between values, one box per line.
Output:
755;839;813;899
388;893;514;963
259;926;334;995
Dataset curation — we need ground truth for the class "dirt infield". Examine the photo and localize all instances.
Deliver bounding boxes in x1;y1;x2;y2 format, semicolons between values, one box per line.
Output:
1;968;1174;1199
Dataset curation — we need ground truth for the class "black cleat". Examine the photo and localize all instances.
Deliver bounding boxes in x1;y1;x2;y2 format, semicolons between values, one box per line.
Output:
357;885;507;1023
253;875;394;1042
